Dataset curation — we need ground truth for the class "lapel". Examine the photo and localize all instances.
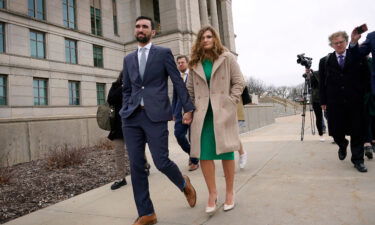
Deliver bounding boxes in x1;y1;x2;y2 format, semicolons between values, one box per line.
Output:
343;50;353;70
329;51;341;70
211;54;226;79
131;50;142;83
192;62;207;82
142;45;156;81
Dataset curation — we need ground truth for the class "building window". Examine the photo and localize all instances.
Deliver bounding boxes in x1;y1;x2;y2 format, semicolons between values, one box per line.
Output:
28;0;45;20
96;83;105;105
68;81;80;105
0;75;7;105
65;39;77;64
0;22;4;53
0;0;6;9
33;78;48;105
63;0;76;29
90;0;102;36
30;30;45;58
112;0;118;35
93;45;103;68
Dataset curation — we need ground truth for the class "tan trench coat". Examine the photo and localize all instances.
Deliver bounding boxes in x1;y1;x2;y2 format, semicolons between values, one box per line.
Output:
186;51;245;158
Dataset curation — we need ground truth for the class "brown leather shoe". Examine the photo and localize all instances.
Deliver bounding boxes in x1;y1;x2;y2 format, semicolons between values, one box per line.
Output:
183;175;197;207
133;213;157;225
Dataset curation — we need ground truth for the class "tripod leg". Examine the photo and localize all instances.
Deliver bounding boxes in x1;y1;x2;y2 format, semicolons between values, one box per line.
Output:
301;103;306;141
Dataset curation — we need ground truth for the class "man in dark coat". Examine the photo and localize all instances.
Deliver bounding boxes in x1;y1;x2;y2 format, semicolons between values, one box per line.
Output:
305;68;326;141
319;31;370;173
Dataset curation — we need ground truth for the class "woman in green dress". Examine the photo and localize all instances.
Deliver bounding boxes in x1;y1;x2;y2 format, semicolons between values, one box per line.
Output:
184;26;245;214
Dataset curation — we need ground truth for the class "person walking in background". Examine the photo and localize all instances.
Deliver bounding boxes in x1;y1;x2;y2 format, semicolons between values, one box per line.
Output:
362;57;374;159
304;68;326;141
120;16;196;225
184;26;245;214
107;72;128;190
350;28;375;159
349;28;375;93
236;98;248;169
319;31;370;173
172;55;199;171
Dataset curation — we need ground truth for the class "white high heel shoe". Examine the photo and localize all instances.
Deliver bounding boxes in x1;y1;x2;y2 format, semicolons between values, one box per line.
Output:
223;195;235;212
223;202;235;211
205;197;218;215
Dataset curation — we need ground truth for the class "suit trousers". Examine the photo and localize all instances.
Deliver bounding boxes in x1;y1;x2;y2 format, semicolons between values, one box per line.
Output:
174;119;199;165
333;135;364;165
122;108;185;216
312;102;324;136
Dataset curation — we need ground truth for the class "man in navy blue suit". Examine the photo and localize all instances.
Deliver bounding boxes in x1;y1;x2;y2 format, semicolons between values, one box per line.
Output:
172;55;199;171
350;28;375;93
120;16;196;225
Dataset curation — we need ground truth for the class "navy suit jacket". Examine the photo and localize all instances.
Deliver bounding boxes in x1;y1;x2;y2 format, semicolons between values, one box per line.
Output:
171;74;187;120
350;31;375;93
120;45;194;122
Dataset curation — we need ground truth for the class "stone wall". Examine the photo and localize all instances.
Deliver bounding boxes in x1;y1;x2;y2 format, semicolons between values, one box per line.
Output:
0;115;107;166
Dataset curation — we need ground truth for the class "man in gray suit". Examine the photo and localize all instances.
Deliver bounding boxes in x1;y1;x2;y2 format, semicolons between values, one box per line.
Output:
120;16;196;225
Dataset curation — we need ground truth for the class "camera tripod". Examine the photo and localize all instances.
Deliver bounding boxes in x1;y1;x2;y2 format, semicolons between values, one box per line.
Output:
301;76;316;141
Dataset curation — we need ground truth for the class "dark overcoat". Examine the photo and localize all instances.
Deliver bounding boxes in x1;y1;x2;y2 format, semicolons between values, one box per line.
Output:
107;80;123;140
319;50;370;137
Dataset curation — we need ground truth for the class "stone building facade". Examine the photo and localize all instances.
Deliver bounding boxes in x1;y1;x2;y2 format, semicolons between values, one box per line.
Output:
0;0;236;166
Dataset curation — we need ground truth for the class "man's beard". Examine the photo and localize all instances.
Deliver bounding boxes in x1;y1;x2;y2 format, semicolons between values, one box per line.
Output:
136;33;151;43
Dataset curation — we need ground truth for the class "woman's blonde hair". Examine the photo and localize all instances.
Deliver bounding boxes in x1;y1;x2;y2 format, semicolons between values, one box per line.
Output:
189;26;226;68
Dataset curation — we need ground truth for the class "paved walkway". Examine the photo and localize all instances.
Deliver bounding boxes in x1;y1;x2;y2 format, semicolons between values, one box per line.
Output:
5;114;375;225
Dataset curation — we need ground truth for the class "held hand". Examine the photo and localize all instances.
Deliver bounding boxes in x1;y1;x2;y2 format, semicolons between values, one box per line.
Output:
183;111;193;125
321;105;327;111
350;27;361;44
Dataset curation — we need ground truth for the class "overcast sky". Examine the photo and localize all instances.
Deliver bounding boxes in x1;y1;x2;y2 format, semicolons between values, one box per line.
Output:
232;0;375;87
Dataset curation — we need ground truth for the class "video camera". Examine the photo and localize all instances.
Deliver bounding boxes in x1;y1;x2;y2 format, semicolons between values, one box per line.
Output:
297;53;312;70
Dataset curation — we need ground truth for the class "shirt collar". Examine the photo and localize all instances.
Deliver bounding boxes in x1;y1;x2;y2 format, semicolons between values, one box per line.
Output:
335;50;346;58
138;42;152;52
181;69;189;75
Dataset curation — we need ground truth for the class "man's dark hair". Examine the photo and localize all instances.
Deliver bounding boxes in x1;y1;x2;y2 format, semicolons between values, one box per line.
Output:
136;16;155;30
177;55;189;62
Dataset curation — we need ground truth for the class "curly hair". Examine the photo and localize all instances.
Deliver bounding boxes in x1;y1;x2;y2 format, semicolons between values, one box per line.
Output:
328;31;348;45
189;26;226;68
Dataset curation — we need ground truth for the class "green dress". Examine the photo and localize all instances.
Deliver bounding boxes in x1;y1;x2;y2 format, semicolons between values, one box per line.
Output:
200;59;235;160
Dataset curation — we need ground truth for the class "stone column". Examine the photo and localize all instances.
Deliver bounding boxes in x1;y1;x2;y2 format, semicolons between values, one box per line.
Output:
199;0;209;26
219;0;236;52
134;0;141;18
209;0;219;31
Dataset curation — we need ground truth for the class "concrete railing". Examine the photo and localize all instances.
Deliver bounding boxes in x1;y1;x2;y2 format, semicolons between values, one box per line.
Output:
238;104;275;134
0;104;277;166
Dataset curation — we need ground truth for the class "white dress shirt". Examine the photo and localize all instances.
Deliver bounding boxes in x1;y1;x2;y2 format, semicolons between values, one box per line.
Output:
335;50;347;64
137;42;152;106
137;42;152;65
181;69;189;83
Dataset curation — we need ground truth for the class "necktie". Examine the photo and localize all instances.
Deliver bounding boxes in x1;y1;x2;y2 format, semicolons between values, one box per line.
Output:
139;48;147;79
338;55;344;68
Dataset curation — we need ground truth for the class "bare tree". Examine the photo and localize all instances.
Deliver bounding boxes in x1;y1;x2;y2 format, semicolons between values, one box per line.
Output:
287;83;304;100
246;77;266;97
